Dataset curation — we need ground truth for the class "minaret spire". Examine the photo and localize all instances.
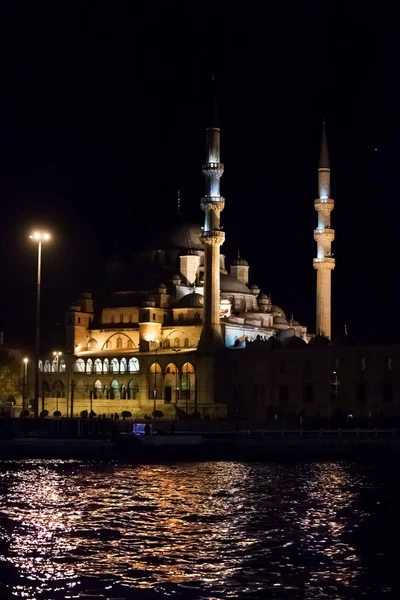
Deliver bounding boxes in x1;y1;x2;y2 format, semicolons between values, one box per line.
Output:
313;121;335;339
198;77;225;352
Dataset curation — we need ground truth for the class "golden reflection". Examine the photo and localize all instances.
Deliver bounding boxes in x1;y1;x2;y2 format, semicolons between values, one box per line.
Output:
0;460;367;598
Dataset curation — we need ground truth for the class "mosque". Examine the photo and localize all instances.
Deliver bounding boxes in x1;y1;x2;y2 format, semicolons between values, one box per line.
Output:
36;108;338;420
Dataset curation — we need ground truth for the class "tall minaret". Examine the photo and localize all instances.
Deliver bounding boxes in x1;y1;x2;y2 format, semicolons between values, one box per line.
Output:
313;122;335;338
198;94;225;352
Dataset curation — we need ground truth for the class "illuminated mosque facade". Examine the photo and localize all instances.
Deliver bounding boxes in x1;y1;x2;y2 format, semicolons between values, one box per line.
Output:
37;111;336;420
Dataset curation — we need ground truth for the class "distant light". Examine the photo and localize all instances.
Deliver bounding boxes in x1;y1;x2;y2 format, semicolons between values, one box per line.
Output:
23;357;29;364
375;148;378;152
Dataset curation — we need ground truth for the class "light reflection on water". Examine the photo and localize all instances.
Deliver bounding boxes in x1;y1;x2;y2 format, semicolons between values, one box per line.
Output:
0;460;395;599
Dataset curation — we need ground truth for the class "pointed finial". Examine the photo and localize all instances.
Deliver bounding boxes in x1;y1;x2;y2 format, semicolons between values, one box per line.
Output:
177;189;181;215
319;120;330;169
237;249;241;260
344;324;348;335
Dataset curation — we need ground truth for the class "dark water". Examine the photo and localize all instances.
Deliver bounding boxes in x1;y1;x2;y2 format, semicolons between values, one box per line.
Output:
0;460;399;599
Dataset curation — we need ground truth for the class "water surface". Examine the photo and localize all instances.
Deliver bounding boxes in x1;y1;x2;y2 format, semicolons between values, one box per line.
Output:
0;460;398;598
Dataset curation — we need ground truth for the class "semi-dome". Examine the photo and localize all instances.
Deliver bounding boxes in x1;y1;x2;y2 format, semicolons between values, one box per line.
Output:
220;273;250;294
175;292;204;309
308;334;330;348
258;293;270;305
273;316;288;325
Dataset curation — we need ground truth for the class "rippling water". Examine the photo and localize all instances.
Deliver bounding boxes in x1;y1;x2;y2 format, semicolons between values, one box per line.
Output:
0;460;398;599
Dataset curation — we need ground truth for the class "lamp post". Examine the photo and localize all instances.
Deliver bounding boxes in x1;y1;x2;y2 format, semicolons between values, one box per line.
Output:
30;231;51;417
23;358;28;411
53;351;62;412
153;341;160;419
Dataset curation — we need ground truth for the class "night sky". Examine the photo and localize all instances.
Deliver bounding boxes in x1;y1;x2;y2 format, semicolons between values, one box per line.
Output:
0;2;397;349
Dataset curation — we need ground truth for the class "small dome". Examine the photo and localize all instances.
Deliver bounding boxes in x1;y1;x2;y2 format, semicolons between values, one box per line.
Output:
175;292;204;309
291;320;300;326
158;283;167;289
231;257;249;266
249;284;260;295
271;304;286;318
308;334;330;348
170;274;181;283
258;293;271;305
220;273;250;293
282;336;307;349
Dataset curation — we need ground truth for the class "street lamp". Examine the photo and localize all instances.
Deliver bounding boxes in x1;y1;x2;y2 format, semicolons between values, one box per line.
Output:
53;351;62;412
23;358;28;411
30;230;51;417
152;340;160;419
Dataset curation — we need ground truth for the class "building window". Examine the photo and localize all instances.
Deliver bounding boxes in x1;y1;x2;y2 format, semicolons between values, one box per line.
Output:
86;358;93;374
303;384;313;403
153;313;156;321
120;313;123;323
174;338;180;348
111;358;119;373
184;338;189;348
128;357;140;373
128;314;133;323
194;312;201;322
279;385;288;405
280;360;287;374
94;359;102;373
383;383;393;402
385;358;393;372
116;337;122;349
120;358;127;373
74;358;85;373
105;340;111;350
111;315;115;324
164;339;171;349
178;314;184;323
78;317;81;324
127;338;133;349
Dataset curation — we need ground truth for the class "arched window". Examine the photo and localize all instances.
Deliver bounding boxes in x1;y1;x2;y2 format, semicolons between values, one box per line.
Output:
111;315;115;324
121;384;127;399
38;360;43;372
103;358;109;373
116;337;122;349
111;379;120;399
94;379;103;399
178;314;184;323
149;363;162;374
128;314;133;323
120;314;124;323
181;362;195;402
184;338;189;348
74;358;85;373
94;358;102;373
104;339;111;350
120;357;127;374
86;358;93;374
44;360;51;373
53;380;65;398
174;338;180;348
128;379;139;399
128;357;140;373
87;338;98;350
194;312;200;322
59;359;66;373
127;338;133;349
164;339;170;349
111;358;119;373
148;363;162;400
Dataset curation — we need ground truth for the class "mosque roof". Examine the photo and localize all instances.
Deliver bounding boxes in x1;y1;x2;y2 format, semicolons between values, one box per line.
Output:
167;222;203;251
281;335;307;349
271;305;286;318
220;273;251;294
175;292;204;309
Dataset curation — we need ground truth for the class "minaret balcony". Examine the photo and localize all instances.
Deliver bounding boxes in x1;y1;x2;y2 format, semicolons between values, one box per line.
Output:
314;199;334;212
200;197;225;213
313;257;335;270
200;229;225;246
314;228;335;244
202;163;224;178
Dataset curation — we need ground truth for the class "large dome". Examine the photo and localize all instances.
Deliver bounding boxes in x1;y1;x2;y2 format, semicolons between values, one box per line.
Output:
167;222;203;250
220;273;250;294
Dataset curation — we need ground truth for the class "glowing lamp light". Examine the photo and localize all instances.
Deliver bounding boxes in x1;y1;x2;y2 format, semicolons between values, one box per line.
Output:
23;357;29;364
29;231;51;242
